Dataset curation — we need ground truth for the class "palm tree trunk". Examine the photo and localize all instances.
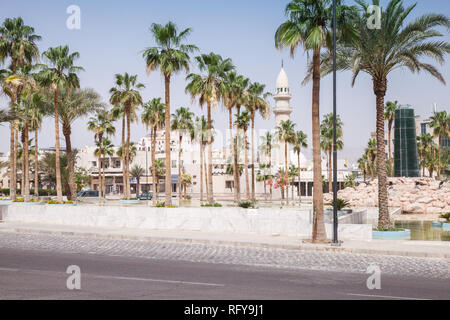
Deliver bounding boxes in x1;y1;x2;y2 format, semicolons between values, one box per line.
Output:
269;147;272;201
229;108;238;203
388;124;393;175
34;128;39;198
126;111;131;199
63;122;77;201
23;123;30;202
234;105;241;202
98;137;102;198
121;115;126;197
200;141;204;202
285;141;289;206
311;48;326;242
251;115;255;201
243;129;250;201
178;135;182;201
54;88;63;202
207;101;213;204
14;126;18;194
298;151;301;202
151;127;157;205
164;75;172;205
9;121;16;199
328;149;332;194
438;136;442;180
204;145;209;201
136;178;140;197
374;79;390;229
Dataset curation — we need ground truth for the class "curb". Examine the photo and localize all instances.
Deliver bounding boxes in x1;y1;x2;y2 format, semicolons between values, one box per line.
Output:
1;227;449;259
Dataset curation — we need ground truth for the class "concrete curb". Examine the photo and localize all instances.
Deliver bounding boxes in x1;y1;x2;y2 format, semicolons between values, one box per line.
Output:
1;227;449;259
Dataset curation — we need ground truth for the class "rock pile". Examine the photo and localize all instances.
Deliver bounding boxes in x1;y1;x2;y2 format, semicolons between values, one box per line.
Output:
323;178;450;214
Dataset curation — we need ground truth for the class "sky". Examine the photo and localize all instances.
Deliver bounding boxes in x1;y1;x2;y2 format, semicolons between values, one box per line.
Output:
1;0;449;163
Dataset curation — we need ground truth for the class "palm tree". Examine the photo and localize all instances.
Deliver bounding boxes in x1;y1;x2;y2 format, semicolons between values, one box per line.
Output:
38;45;83;202
43;87;104;200
288;165;298;202
322;0;450;229
235;111;251;201
130;165;145;197
293;130;307;201
222;72;249;203
143;21;198;205
365;138;377;179
320;113;343;194
88;110;116;198
141;98;165;204
430;111;450;180
417;133;434;177
94;137;114;197
246;82;271;201
357;154;369;183
171;107;194;200
193;116;210;202
28;93;43;198
384;101;399;174
0;17;41;200
275;0;355;241
180;173;192;199
186;52;234;204
109;73;144;199
276;120;296;206
259;131;277;200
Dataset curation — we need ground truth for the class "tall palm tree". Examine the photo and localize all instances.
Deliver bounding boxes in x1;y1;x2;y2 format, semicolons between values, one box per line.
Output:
321;0;450;229
0;17;41;200
94;137;114;197
143;21;198;205
235;111;251;201
365;138;377;179
171;107;194;200
384;101;399;174
293;130;308;201
38;45;83;202
357;154;369;183
222;72;249;203
44;87;104;200
429;111;449;180
88;110;116;198
246;82;271;201
193;116;210;202
186;52;234;204
417;133;434;177
109;73;144;199
276;120;296;206
275;0;356;241
141;98;165;204
320;113;343;194
259;131;277;200
29;92;43;198
130;165;145;197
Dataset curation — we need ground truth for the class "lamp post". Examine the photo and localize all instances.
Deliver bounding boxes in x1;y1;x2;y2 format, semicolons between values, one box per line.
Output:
332;0;339;246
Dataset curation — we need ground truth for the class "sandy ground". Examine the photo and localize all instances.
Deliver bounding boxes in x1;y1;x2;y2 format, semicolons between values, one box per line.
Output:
394;213;444;221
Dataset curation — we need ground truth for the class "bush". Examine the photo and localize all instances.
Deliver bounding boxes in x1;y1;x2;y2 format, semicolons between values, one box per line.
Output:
440;213;450;222
13;198;24;202
0;188;57;196
326;198;350;211
185;195;192;200
238;201;255;209
156;202;165;208
64;201;75;204
47;200;62;204
201;203;222;207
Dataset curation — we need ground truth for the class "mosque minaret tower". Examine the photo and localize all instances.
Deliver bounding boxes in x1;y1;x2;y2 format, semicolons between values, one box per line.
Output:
273;63;293;127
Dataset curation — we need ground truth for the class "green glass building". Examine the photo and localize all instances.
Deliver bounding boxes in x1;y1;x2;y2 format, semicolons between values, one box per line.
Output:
393;107;419;177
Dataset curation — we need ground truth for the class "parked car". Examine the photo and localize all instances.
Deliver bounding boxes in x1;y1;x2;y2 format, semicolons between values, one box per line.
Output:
77;190;99;198
138;192;153;200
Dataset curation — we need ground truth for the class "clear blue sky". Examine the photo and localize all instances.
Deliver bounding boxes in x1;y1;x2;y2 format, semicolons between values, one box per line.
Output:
1;0;449;163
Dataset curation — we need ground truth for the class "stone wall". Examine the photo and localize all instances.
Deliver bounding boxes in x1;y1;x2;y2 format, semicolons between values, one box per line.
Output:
324;178;450;214
1;204;372;240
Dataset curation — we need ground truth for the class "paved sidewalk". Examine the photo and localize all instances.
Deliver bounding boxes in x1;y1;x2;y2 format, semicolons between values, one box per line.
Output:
0;221;449;259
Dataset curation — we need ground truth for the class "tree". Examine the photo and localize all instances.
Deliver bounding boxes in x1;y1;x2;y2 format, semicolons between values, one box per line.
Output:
293;130;307;201
28;91;44;198
193;116;212;202
430;111;450;180
320;0;450;229
259;131;277;200
142;98;165;204
94;137;114;197
143;21;198;205
180;173;192;199
39;150;77;197
0;17;41;200
109;73;144;199
385;101;399;174
357;154;369;183
320;113;343;193
88;110;116;198
186;52;234;204
246;82;271;201
365;138;377;179
38;45;83;202
171;107;194;200
417;133;434;177
275;0;356;241
276;120;296;206
130;165;145;197
235;111;251;201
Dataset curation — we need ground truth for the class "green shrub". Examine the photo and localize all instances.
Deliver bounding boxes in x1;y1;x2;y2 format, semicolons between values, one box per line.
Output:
326;198;351;211
238;201;255;209
440;213;450;222
156;202;165;208
0;188;57;196
185;195;192;200
47;200;62;204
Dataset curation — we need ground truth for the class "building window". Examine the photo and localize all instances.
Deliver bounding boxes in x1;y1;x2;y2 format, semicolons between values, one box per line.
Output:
171;160;177;168
421;123;427;135
226;181;234;189
92;161;97;167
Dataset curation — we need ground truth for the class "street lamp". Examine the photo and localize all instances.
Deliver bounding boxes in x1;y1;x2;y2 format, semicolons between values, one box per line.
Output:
332;0;339;246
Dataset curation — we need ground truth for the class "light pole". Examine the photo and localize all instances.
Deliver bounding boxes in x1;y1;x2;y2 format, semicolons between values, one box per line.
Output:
332;0;339;246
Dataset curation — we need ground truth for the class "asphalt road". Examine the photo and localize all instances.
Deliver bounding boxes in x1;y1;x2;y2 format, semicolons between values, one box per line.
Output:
1;246;449;300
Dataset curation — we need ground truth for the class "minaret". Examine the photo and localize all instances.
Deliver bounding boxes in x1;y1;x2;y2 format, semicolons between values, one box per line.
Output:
273;63;293;127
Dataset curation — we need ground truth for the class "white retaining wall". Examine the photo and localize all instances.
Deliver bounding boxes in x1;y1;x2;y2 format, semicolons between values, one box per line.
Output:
1;205;372;240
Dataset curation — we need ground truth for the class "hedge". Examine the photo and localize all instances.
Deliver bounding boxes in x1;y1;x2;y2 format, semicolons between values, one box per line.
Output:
0;188;57;196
